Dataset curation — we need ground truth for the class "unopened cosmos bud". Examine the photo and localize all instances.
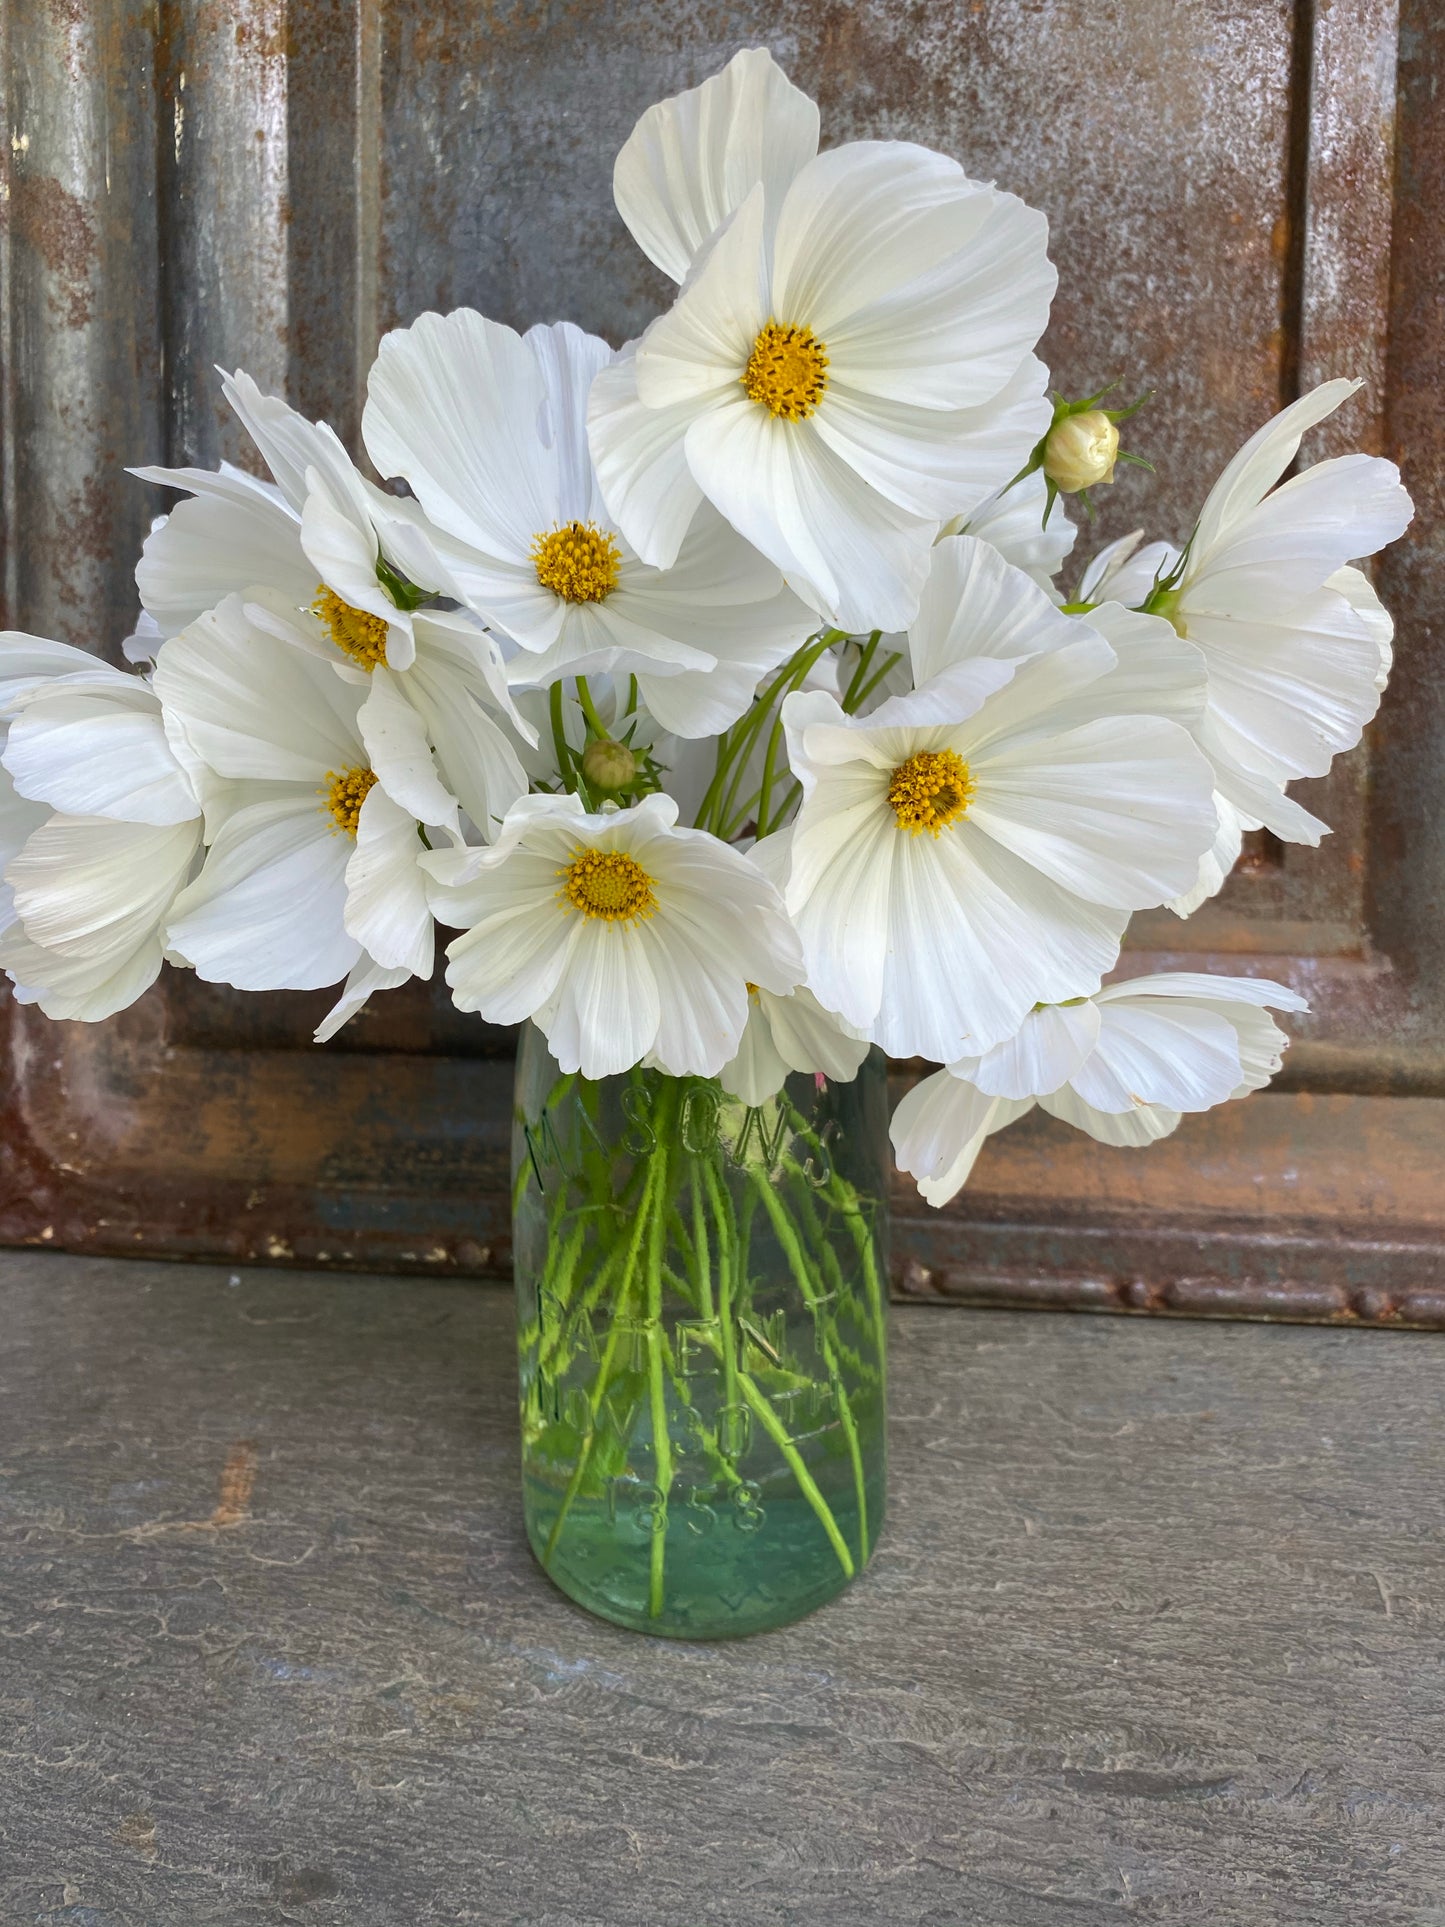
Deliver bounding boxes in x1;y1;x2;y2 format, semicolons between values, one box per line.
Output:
1043;409;1120;494
581;737;639;793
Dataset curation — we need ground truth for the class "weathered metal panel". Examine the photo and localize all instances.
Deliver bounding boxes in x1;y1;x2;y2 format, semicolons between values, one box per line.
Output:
0;0;162;655
0;0;1440;1315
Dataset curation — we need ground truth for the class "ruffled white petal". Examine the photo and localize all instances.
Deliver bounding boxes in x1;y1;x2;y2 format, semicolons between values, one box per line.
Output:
356;667;463;836
1038;1082;1180;1146
314;951;413;1043
343;784;434;976
771;144;1053;409
3;682;199;826
166;795;360;990
134;474;313;637
957;998;1101;1099
968;713;1216;909
587;347;706;571
905;534;1083;686
945;465;1075;595
7;813;199;962
362;309;556;563
683;398;937;631
613;47;819;282
890;1069;1031;1206
153;597;366;784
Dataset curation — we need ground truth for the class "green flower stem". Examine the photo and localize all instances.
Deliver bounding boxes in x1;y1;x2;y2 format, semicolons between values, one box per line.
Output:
543;1152;661;1564
749;1169;871;1566
783;1099;889;1380
732;1367;855;1580
701;1161;742;1455
689;1165;714;1322
841;630;883;712
574;674;608;738
549;681;576;793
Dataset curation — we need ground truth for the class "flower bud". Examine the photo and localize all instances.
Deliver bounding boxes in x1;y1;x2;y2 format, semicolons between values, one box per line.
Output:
581;738;638;792
1043;410;1120;494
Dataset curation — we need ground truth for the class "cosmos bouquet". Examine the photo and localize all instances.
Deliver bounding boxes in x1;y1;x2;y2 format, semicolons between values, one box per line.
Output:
0;52;1412;1633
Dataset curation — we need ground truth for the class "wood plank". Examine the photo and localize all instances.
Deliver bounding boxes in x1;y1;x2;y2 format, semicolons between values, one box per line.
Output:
1;1252;1442;1924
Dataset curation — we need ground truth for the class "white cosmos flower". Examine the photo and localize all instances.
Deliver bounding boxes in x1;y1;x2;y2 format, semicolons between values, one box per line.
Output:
892;972;1306;1205
780;540;1217;1060
134;371;532;841
940;469;1076;599
422;790;804;1080
0;639;204;1020
1152;378;1411;845
589;52;1056;633
361;312;815;739
154;598;436;1032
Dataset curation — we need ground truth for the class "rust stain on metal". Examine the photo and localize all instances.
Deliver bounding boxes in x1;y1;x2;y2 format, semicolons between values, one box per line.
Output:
212;1438;258;1526
9;173;95;326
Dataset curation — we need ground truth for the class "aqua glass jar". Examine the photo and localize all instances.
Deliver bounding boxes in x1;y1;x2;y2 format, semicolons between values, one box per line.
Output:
511;1022;890;1638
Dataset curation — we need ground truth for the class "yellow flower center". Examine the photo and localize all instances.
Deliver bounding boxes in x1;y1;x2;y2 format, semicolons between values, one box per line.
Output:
312;586;389;670
531;521;623;604
321;764;377;837
560;846;657;923
742;321;829;421
887;748;975;837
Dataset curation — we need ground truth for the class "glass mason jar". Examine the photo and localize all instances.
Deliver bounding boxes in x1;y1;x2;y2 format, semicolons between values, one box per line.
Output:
512;1022;890;1638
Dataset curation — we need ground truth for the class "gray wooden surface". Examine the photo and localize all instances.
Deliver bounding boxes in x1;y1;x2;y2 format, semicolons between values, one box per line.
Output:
0;1253;1440;1926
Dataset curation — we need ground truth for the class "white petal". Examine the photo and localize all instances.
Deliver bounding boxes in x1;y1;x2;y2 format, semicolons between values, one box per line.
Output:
152;597;365;783
0;630;125;713
526;321;616;522
1039;1083;1180;1146
811;356;1052;521
300;466;400;631
344;785;434;976
719;996;793;1106
949;464;1075;593
362;309;556;562
761;984;871;1083
683;401;936;631
1190;378;1362;565
0;918;165;1022
772;145;1054;409
907;534;1083;686
135;481;313;638
890;1069;1027;1207
587;346;706;570
873;824;1126;1058
543;917;662;1079
7;813;199;961
401;661;528;840
969;715;1216;909
4;684;199;826
1077;534;1179;608
220;368;346;516
314;951;413;1043
1187;587;1385;785
356;667;462;835
614;47;819;282
1068;999;1246;1113
1165;791;1246;917
1188;452;1412;610
1328;563;1393;690
1073;602;1208;733
166;795;360;990
633;187;770;410
965;999;1102;1099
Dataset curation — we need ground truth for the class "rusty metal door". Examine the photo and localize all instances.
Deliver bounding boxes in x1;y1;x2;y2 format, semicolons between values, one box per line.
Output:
2;0;1441;1318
